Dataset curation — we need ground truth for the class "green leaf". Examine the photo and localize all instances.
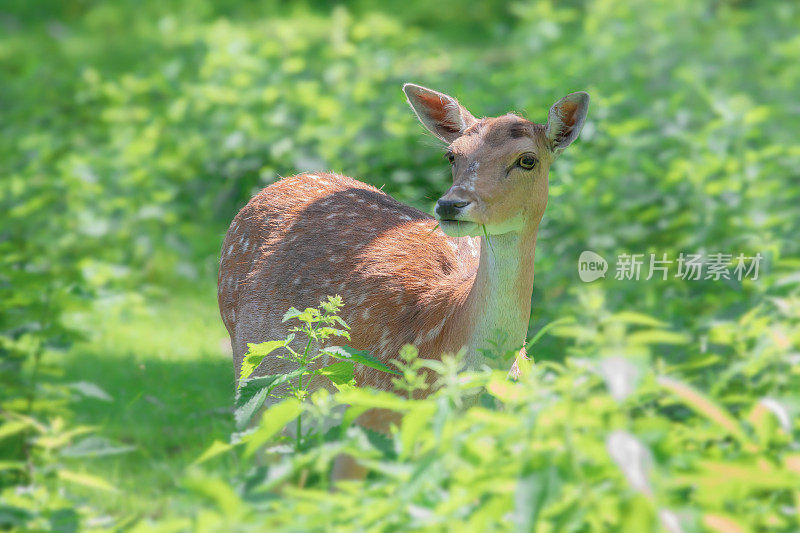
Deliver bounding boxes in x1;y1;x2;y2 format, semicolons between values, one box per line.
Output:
60;436;135;458
323;345;401;375
0;461;26;472
244;398;303;457
239;337;293;381
68;381;113;402
58;470;118;492
361;426;396;459
282;307;318;324
524;317;576;350
318;361;355;385
658;376;750;444
608;311;667;328
628;330;690;345
0;420;30;441
513;466;556;532
194;439;237;465
315;327;350;339
234;369;304;430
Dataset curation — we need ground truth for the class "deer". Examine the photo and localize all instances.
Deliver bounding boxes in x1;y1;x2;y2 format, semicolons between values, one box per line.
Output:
218;83;589;479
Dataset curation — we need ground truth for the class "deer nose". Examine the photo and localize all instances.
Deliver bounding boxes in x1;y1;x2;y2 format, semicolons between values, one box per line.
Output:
435;199;472;220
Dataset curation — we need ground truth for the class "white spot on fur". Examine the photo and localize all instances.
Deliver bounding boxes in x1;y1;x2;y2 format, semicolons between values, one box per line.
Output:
326;213;338;220
361;308;370;320
242;240;249;252
356;294;366;306
422;317;447;343
448;241;458;253
378;330;390;355
293;277;301;285
226;244;233;257
328;256;342;263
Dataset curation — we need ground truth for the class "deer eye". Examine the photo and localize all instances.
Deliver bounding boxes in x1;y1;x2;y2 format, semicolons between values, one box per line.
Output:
517;154;537;170
445;151;455;165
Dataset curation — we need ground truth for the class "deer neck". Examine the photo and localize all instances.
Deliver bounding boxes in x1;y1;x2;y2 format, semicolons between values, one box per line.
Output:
459;227;538;368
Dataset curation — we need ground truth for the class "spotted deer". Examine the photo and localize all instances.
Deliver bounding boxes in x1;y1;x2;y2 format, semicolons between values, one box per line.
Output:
218;84;588;473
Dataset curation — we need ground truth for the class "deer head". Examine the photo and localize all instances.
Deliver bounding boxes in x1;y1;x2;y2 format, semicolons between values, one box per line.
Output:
403;84;589;238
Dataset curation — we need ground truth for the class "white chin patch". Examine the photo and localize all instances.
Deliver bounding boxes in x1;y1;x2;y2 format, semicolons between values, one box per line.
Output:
482;213;525;235
438;220;482;238
438;213;525;238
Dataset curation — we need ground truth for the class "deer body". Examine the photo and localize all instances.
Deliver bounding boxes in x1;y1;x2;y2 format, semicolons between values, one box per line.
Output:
218;84;589;438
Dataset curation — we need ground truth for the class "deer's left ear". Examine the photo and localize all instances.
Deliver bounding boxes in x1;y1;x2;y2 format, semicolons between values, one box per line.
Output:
403;83;477;144
546;92;590;155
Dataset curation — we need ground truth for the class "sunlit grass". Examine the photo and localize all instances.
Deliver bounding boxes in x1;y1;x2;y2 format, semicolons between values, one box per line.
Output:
55;285;233;516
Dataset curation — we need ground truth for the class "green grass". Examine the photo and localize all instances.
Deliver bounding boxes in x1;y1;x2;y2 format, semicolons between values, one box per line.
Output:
56;286;233;517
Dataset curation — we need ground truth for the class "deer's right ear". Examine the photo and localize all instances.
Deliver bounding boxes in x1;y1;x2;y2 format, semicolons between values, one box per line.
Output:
403;84;477;144
545;91;590;155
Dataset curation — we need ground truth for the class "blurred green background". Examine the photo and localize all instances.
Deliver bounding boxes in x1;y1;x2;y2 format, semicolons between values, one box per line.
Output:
2;0;799;530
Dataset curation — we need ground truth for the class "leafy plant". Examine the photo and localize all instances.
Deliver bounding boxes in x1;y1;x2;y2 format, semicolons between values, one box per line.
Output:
235;296;398;449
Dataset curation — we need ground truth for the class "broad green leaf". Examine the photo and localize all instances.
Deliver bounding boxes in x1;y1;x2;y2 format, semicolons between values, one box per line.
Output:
282;307;318;324
244;399;303;458
318;361;355;384
239;337;292;381
336;388;412;411
234;369;305;430
323;345;401;375
400;404;436;459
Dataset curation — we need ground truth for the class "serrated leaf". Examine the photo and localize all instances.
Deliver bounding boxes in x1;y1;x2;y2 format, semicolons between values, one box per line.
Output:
239;338;292;381
282;307;317;323
360;426;397;459
234;369;304;430
323;345;400;375
318;361;355;384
